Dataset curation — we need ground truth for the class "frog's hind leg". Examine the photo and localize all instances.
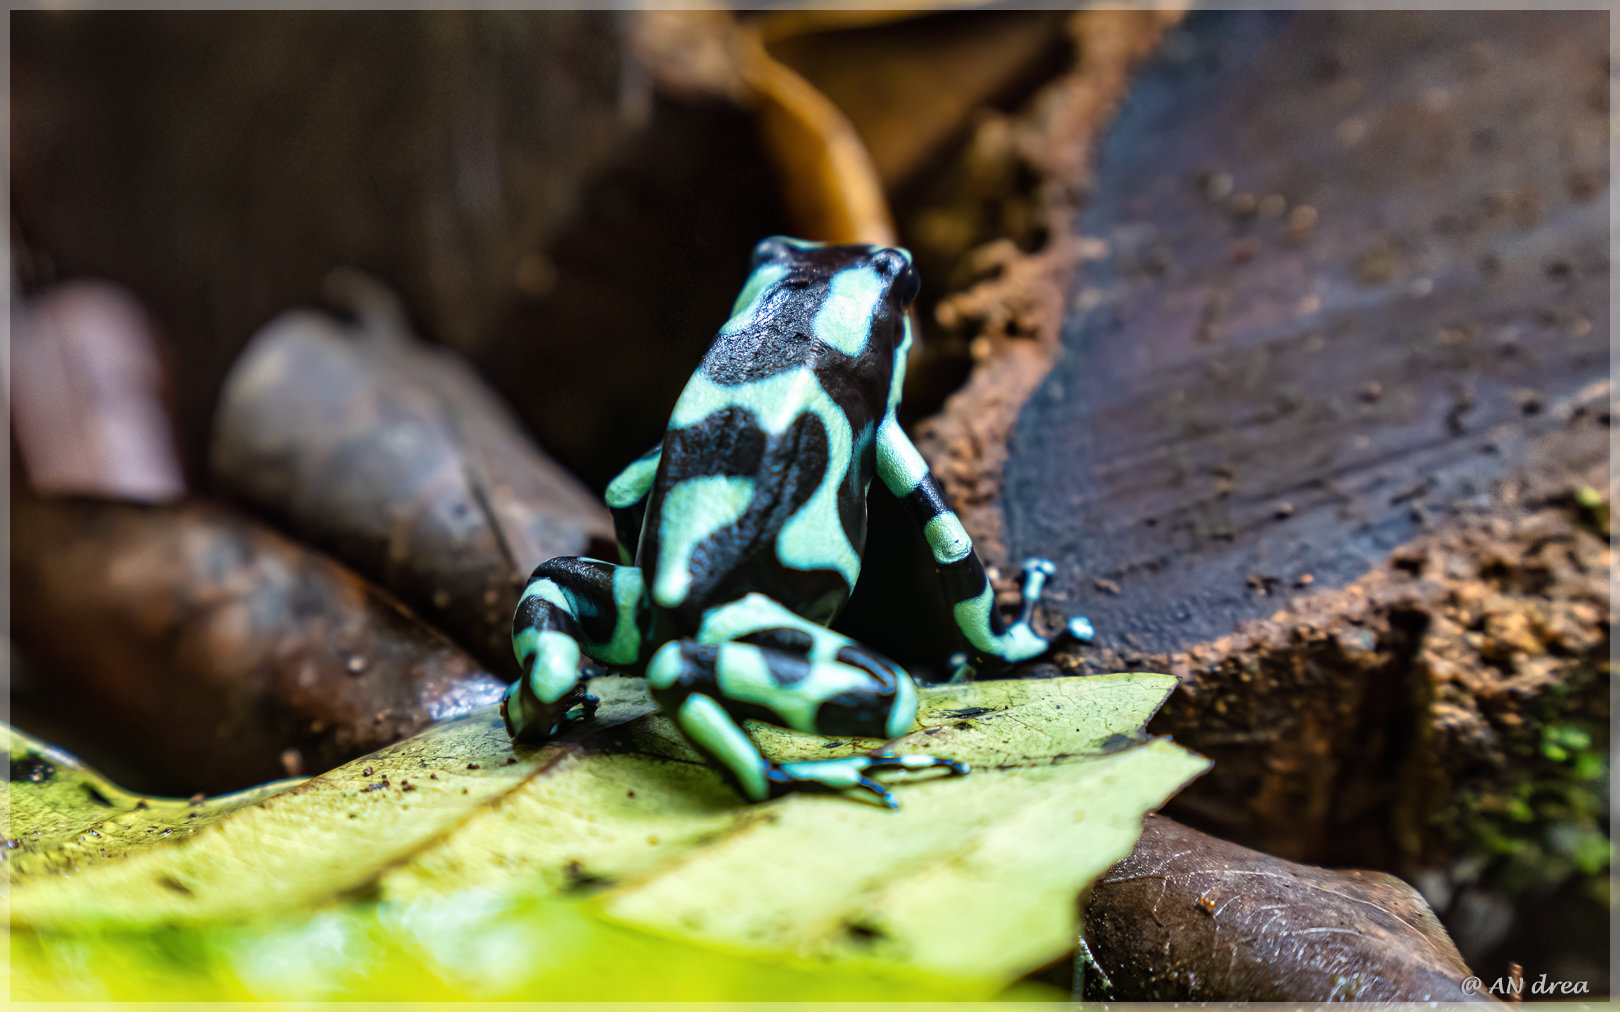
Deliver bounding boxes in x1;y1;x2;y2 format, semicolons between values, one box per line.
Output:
646;634;965;808
875;418;1083;675
506;557;648;741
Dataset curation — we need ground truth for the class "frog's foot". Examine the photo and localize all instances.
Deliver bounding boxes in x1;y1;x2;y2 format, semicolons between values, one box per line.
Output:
1016;556;1095;646
507;557;649;743
946;557;1093;682
771;753;969;809
502;678;596;743
573;692;600;722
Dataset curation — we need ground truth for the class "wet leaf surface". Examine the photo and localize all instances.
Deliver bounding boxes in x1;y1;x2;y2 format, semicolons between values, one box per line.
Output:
8;888;1017;1002
9;674;1206;999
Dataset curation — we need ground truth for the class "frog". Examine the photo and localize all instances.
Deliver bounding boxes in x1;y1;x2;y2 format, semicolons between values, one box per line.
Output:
503;236;1084;807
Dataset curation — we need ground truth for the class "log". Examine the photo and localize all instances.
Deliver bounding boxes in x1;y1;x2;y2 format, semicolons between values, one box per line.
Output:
1004;10;1607;661
10;11;786;487
922;9;1609;987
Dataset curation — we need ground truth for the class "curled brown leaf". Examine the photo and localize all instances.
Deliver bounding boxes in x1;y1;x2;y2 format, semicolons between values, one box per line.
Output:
210;272;615;673
1083;815;1498;1002
12;494;506;795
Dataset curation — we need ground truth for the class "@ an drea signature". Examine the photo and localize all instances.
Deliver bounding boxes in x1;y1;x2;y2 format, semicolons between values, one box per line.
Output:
1461;972;1591;997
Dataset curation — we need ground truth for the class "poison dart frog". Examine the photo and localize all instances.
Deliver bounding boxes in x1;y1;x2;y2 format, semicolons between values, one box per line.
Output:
504;237;1084;807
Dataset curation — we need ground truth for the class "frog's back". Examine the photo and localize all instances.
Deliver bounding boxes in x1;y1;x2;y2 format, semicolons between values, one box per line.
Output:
636;239;914;628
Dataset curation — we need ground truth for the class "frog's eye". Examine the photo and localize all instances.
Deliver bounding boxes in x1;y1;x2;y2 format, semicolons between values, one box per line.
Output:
870;248;920;307
750;235;800;268
896;263;921;306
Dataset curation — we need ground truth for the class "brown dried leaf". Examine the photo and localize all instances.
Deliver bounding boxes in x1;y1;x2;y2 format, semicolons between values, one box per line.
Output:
1083;815;1497;1002
763;11;1076;189
737;27;894;245
11;494;505;795
210;272;614;673
11;281;185;503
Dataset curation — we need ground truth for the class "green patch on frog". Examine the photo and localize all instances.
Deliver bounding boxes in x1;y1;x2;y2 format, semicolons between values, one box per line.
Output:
9;673;1204;1000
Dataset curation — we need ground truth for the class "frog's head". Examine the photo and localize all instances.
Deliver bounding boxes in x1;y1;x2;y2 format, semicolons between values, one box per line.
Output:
731;236;920;414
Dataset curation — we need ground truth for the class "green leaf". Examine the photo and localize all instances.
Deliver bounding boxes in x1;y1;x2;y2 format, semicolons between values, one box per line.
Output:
4;726;301;878
9;891;975;1001
8;673;1206;999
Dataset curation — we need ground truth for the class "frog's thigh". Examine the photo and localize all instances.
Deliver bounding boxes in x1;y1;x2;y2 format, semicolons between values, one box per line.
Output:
515;557;648;667
508;557;648;739
694;593;873;662
647;640;920;801
697;594;912;702
604;443;662;563
874;419;1047;665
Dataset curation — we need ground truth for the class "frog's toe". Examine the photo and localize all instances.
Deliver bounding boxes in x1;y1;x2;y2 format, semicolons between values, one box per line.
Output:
573;692;601;721
504;680;596;743
1013;557;1098;647
1066;615;1096;643
500;680;555;742
1014;556;1060;626
767;752;964;807
865;752;969;778
1022;557;1057;579
855;777;900;810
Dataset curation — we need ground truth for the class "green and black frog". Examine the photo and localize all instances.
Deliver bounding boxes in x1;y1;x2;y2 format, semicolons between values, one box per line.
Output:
504;237;1087;807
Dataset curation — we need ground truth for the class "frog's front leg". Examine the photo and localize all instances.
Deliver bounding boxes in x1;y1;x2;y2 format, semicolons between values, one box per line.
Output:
646;621;964;808
505;556;648;741
875;416;1081;676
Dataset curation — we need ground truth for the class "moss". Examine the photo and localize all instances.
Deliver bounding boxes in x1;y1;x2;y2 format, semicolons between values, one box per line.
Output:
1447;709;1609;898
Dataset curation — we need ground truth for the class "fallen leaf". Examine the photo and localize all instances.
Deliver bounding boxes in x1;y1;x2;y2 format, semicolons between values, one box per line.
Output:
9;674;1206;999
8;887;993;1001
4;726;301;879
736;24;894;245
763;10;1074;189
11;281;184;503
1083;814;1498;1002
11;494;506;793
210;271;616;673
